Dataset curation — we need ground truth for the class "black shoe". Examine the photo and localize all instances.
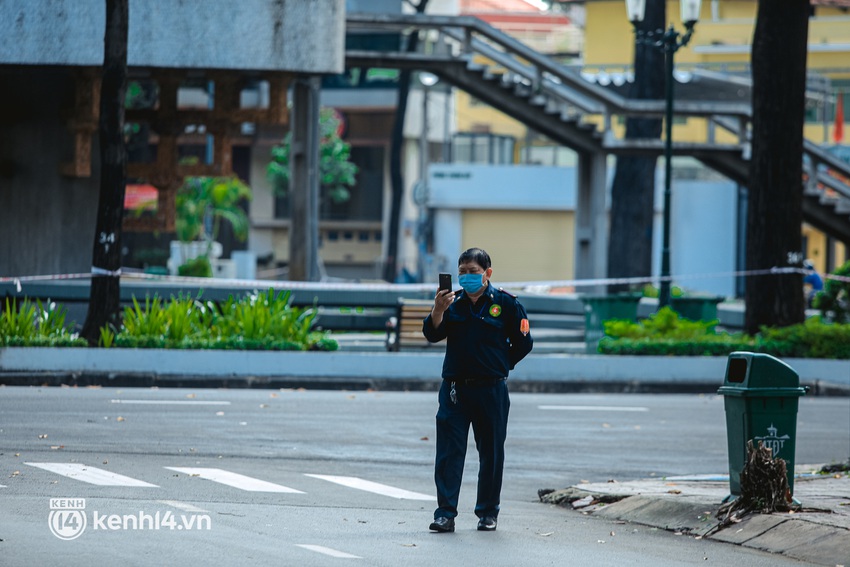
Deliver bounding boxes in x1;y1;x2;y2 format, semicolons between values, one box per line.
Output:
477;516;497;531
429;517;455;533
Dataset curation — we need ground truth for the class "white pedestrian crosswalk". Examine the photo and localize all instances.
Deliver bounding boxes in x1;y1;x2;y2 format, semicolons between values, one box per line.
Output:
24;463;159;487
295;544;362;559
304;474;435;501
20;462;434;502
165;467;304;493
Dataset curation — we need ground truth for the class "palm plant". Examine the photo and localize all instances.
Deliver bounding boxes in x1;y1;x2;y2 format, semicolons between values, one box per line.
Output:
175;175;252;277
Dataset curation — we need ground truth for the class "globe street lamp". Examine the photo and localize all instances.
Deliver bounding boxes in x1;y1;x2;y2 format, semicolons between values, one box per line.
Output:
625;0;701;308
416;72;439;282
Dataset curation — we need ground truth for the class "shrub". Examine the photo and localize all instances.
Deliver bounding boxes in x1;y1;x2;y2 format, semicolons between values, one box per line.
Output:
604;306;719;340
0;298;86;347
814;260;850;323
599;311;850;359
111;288;336;351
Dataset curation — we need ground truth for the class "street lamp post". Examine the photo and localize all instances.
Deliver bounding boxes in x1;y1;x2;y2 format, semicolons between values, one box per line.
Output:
416;72;439;282
625;0;701;308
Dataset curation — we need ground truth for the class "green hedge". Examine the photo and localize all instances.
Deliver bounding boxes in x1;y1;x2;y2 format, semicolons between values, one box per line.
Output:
599;308;850;359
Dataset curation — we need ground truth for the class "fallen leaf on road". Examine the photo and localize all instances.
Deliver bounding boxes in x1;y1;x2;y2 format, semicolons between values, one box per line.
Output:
597;540;605;544
50;446;64;450
38;434;48;439
10;471;20;477
259;404;269;409
538;532;553;537
401;543;416;547
667;489;682;494
602;423;611;428
116;417;125;422
420;437;429;441
186;394;196;399
269;393;278;398
216;411;225;416
14;453;20;457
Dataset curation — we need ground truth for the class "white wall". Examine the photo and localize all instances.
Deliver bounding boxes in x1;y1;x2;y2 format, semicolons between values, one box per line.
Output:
0;0;346;73
427;163;739;295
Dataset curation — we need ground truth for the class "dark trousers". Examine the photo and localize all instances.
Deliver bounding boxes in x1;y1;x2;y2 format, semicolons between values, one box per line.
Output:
433;379;510;520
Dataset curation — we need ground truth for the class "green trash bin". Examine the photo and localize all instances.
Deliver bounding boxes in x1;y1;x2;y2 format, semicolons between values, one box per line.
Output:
670;295;724;322
717;352;808;500
581;293;642;354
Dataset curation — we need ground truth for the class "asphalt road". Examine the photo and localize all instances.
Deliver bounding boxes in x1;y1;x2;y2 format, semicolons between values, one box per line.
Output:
2;386;847;566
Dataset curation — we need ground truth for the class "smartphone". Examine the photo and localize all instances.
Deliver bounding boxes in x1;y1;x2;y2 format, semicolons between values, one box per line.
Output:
439;273;452;293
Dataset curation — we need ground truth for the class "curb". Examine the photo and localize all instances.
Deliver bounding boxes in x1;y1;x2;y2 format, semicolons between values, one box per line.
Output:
540;477;850;567
594;495;850;566
1;347;848;395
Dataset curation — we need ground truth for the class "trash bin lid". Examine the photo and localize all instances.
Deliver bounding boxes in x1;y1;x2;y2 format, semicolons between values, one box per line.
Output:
723;351;800;389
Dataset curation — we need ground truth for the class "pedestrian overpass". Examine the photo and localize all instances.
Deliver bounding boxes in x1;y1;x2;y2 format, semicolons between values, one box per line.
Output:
345;13;850;280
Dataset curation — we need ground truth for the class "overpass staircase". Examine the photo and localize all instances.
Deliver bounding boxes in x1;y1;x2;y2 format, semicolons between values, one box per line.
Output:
345;13;850;261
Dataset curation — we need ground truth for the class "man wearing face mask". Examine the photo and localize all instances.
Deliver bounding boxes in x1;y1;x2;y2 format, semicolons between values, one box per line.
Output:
422;247;533;533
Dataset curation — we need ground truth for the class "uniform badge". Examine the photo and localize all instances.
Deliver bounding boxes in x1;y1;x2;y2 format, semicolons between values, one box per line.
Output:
489;304;502;317
520;318;530;336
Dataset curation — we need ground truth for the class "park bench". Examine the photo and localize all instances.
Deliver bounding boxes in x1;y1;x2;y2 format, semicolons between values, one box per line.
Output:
385;299;437;351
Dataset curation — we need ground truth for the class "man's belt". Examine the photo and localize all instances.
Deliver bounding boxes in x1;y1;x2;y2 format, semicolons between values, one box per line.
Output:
447;376;506;386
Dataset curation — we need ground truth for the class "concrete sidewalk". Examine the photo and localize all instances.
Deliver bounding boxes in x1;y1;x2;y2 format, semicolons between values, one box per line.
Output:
540;466;850;566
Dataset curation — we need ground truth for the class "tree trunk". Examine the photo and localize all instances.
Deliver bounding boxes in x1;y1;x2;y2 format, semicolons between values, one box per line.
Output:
744;1;809;334
80;0;128;344
606;0;665;293
384;0;429;282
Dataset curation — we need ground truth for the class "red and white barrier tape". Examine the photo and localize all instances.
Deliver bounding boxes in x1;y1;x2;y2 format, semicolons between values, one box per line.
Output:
2;266;848;294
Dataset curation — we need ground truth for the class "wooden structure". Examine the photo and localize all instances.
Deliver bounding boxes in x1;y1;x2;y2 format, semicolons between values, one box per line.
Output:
61;70;290;232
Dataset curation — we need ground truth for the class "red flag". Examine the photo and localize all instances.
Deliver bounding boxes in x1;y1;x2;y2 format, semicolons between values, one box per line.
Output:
834;91;844;144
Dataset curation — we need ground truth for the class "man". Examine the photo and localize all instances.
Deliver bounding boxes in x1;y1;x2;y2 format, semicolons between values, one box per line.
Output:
423;247;533;533
803;259;824;307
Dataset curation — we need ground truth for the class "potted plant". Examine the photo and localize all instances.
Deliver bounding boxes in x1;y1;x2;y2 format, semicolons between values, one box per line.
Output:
267;107;358;206
172;175;253;277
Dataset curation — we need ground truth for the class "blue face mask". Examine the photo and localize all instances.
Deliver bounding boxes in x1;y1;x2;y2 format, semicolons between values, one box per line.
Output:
458;273;484;294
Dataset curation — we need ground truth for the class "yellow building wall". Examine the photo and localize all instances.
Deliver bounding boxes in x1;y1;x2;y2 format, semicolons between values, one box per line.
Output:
461;210;574;282
584;0;850;272
455;90;527;140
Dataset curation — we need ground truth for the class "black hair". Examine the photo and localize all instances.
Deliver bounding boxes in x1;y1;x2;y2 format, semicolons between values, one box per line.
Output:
458;247;491;270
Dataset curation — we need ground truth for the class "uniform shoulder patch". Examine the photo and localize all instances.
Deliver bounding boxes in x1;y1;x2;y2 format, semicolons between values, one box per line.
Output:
498;287;517;299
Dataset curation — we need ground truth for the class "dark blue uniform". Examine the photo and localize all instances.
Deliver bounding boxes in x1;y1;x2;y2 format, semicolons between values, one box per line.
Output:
423;283;533;522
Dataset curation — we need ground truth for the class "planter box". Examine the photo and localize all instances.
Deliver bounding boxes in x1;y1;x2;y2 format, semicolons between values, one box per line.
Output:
0;348;846;394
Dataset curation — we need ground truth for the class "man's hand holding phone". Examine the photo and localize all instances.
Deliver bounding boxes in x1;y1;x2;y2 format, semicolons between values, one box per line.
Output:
431;273;455;328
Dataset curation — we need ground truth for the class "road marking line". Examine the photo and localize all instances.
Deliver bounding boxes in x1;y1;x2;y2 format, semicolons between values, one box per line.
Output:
25;463;158;487
305;474;434;501
538;405;649;412
295;544;361;559
158;500;209;513
110;400;231;405
0;484;6;488
165;467;304;493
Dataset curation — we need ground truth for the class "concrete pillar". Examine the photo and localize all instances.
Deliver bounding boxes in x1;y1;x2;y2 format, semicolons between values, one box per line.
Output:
575;150;608;291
